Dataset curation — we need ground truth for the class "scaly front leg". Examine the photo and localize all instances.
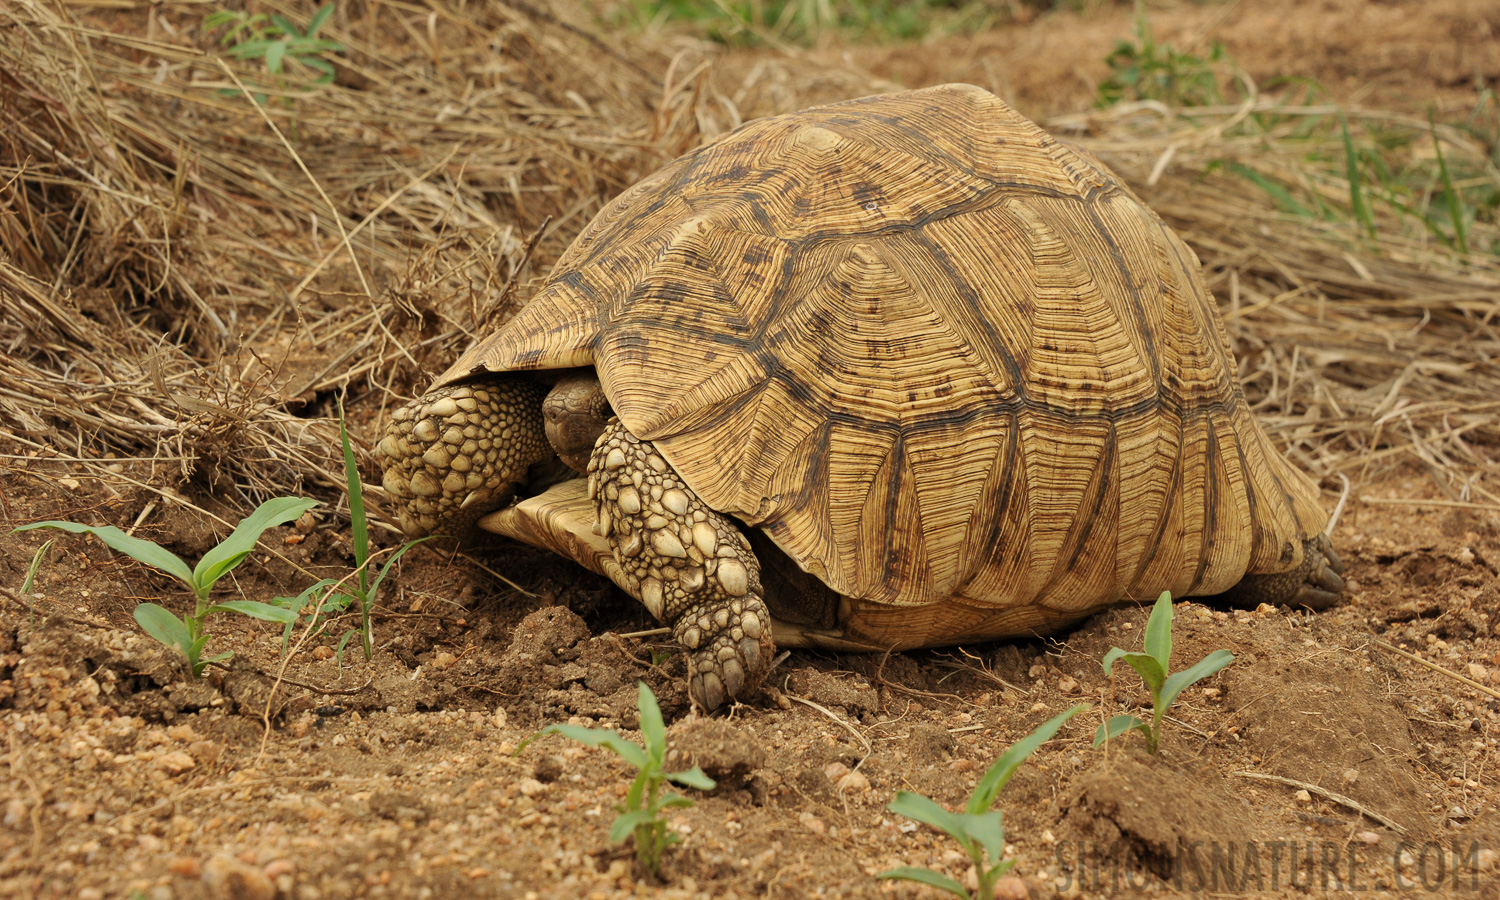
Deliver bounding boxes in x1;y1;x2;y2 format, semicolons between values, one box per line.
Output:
588;421;776;710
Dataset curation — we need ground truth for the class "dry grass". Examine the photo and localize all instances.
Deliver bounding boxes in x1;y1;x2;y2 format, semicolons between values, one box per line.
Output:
1;0;1497;532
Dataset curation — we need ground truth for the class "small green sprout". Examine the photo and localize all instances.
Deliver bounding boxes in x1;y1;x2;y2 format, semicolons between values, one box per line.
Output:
533;683;714;877
20;538;55;631
1093;591;1235;754
15;497;316;676
880;704;1088;899
205;4;343;104
272;404;427;662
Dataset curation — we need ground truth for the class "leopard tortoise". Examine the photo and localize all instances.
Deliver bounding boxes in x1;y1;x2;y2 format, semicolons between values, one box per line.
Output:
378;83;1344;710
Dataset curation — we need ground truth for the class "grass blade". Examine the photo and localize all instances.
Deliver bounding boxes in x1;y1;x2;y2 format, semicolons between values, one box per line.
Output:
1142;591;1173;670
1340;115;1377;239
206;600;300;624
969;704;1087;812
15;521;194;588
876;867;970;898
338;400;369;575
193;496;317;591
134;603;192;652
541;724;649;769
1431;111;1471;255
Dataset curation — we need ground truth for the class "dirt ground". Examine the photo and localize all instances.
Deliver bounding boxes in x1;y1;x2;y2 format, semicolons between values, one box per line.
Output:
5;0;1500;898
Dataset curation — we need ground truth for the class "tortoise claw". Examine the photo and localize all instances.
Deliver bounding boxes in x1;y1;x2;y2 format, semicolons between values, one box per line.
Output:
1290;585;1342;611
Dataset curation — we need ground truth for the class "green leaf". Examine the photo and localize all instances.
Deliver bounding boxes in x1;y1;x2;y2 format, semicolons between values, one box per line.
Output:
542;724;649;769
134;603;192;652
658;792;695;809
21;538;54;596
888;791;967;843
337;401;369;574
609;808;651;844
269;14;299;36
1158;649;1235;713
1342;115;1377;240
876;867;970;898
193;497;317;592
264;40;286;75
969;704;1088;813
367;538;430;605
15;521;193;588
1106;651;1166;695
1093;714;1149;748
984;858;1017;880
1143;591;1173;669
206;600;299;624
300;56;337;81
636;682;667;764
666;767;716;791
960;809;1007;864
306;4;335;37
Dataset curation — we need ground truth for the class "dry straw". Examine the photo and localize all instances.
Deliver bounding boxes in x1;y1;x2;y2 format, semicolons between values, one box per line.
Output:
1;0;1497;527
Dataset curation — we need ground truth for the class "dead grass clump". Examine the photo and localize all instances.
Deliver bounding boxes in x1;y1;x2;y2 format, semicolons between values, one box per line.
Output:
0;0;661;513
1051;100;1500;508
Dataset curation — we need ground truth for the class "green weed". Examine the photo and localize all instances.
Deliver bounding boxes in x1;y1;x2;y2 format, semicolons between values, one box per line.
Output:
1096;21;1500;255
603;0;1002;46
1093;592;1233;754
530;682;715;877
205;4;343;104
20;538;54;631
271;404;427;662
1096;17;1230;109
15;498;316;676
879;704;1088;899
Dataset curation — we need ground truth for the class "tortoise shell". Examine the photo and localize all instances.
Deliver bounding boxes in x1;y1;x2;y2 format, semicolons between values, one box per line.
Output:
436;83;1329;645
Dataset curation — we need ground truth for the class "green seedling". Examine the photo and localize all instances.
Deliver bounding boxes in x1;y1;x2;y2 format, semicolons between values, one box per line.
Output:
1093;591;1234;754
20;538;55;631
205;4;343;104
1096;16;1229;109
272;404;427;661
15;497;316;676
880;704;1088;899
532;682;714;877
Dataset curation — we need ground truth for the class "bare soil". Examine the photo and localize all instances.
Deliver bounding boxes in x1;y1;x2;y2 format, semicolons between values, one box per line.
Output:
5;1;1500;899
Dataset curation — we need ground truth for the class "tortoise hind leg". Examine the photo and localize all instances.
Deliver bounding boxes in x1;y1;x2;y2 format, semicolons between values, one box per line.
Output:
1221;534;1346;611
588;421;775;710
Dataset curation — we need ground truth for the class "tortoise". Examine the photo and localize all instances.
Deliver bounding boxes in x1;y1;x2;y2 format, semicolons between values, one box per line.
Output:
377;83;1344;710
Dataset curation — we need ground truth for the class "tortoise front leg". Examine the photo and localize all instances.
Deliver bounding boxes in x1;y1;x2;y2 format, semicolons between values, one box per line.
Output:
379;378;551;538
588;421;776;710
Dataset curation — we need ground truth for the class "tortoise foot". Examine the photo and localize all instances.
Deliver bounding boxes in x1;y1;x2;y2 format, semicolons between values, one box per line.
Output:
588;421;776;710
378;379;550;538
1222;533;1346;611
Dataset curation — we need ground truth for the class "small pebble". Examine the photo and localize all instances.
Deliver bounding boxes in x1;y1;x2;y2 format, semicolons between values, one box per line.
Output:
203;854;276;900
518;778;545;797
312;646;335;660
169;857;202;878
1356;831;1381;845
991;875;1029;900
836;771;870;793
1294;789;1312;804
1057;675;1079;694
155;752;196;776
